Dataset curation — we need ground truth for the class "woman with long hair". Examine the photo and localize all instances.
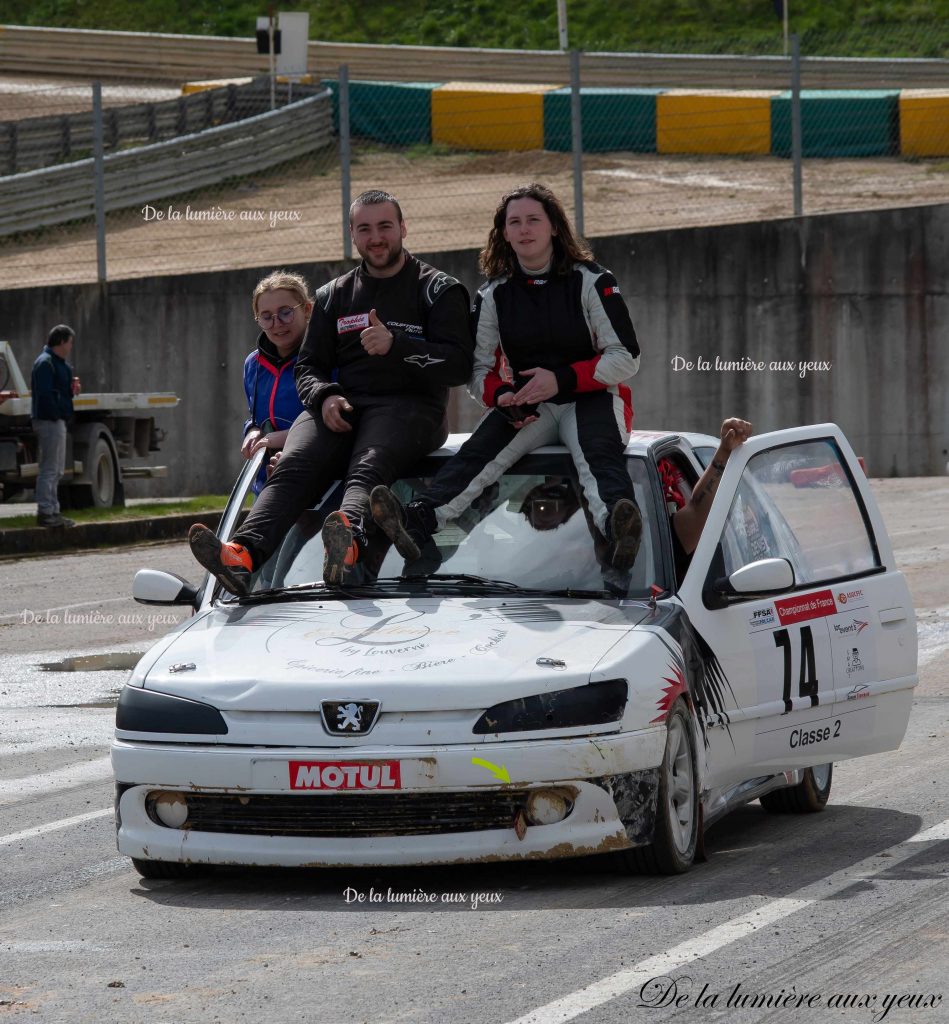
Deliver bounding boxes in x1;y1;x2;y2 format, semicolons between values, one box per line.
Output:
371;181;643;577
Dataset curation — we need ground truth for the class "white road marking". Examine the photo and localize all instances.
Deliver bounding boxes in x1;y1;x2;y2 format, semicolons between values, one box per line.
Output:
908;819;949;842
0;756;112;806
502;816;949;1024
0;807;111;847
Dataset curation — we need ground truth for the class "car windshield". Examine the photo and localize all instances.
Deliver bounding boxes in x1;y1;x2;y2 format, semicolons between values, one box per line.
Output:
232;451;661;599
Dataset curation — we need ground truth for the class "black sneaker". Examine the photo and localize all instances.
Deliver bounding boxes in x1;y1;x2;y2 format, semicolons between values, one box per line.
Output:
608;498;643;572
37;513;76;528
189;524;253;596
322;511;361;585
370;486;430;562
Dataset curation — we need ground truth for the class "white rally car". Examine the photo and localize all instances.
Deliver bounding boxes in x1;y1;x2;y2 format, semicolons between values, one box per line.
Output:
114;424;917;878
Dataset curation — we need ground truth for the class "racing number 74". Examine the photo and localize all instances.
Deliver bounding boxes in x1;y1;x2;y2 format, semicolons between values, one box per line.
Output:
774;626;819;713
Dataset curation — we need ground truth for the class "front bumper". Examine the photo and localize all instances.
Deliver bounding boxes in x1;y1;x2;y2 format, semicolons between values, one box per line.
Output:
112;728;665;868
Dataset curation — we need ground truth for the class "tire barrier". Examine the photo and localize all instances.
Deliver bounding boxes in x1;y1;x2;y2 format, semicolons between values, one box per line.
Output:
657;90;777;155
432;82;559;151
771;90;900;158
898;89;949;157
544;87;660;153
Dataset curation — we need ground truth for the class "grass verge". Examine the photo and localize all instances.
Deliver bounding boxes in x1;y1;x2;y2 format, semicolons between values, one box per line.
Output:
0;494;230;531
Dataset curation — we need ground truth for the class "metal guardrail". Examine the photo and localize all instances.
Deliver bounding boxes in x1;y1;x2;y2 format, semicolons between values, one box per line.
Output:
1;24;947;90
2;78;322;175
0;89;333;235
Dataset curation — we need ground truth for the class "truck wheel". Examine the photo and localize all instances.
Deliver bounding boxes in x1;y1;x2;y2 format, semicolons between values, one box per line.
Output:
71;434;118;508
89;436;117;507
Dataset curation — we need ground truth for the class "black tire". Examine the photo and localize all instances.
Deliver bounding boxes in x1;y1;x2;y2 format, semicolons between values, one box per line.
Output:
760;763;832;814
88;436;117;507
616;700;699;874
131;857;212;880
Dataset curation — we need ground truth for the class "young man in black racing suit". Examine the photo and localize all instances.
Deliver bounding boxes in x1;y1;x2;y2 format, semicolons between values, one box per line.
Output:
370;182;643;580
189;190;474;592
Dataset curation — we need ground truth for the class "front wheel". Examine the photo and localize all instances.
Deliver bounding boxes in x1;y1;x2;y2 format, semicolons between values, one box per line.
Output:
760;763;832;814
616;700;699;874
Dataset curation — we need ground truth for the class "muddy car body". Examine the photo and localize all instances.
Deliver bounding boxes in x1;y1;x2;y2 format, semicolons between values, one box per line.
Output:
113;424;917;877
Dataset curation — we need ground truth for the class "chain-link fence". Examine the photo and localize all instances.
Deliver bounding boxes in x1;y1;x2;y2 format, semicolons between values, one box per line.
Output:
1;32;947;289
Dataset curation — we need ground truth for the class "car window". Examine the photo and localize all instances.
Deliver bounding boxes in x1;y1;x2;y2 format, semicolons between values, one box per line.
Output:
716;439;879;585
246;453;665;598
693;446;716;469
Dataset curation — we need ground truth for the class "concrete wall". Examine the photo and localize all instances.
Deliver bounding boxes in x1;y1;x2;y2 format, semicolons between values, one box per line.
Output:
1;202;945;496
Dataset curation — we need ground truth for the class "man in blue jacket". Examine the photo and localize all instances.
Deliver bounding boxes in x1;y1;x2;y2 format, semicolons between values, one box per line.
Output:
31;324;79;528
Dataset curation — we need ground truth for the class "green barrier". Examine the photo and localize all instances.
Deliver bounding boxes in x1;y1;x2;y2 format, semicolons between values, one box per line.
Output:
322;79;440;145
544;87;660;153
771;90;900;158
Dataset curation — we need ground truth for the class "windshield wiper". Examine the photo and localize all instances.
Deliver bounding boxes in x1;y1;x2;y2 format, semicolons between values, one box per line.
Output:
409;573;538;592
228;575;619;604
233;582;373;604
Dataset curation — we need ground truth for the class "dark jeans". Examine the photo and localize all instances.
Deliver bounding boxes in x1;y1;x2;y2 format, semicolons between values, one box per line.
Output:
235;395;447;566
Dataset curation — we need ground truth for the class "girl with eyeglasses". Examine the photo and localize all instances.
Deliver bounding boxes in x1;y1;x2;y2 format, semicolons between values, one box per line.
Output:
243;270;313;495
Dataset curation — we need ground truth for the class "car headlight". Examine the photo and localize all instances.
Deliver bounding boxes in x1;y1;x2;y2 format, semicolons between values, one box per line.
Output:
472;679;628;734
115;686;228;735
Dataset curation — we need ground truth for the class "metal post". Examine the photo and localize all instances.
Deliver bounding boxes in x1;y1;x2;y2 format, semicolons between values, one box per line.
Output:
557;0;568;50
569;49;584;237
783;0;789;57
339;64;352;260
92;81;107;284
791;33;803;217
268;9;276;111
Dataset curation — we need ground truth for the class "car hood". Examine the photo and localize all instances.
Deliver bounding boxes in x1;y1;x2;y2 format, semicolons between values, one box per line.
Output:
139;597;652;712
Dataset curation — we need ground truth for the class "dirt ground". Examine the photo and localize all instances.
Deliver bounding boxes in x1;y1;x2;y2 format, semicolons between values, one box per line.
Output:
4;147;949;289
3;74;948;288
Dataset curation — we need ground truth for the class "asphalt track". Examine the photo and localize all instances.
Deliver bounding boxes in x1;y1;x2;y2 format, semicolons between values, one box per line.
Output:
1;479;947;1024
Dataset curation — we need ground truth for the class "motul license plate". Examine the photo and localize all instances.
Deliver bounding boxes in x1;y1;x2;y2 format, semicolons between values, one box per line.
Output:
288;760;402;791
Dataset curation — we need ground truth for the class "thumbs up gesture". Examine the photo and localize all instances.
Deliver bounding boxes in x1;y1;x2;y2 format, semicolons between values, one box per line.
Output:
360;308;394;356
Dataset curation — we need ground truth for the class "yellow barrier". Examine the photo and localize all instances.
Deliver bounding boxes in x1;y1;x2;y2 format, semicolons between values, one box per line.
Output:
657;90;777;155
432;81;560;151
900;90;949;157
181;78;253;95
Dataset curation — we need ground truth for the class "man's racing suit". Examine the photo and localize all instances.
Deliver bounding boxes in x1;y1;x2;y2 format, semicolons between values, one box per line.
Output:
233;254;473;566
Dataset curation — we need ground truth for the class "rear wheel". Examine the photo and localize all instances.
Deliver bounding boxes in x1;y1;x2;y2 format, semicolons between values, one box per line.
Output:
131;858;212;880
760;764;832;813
616;700;699;874
88;436;117;507
69;426;120;508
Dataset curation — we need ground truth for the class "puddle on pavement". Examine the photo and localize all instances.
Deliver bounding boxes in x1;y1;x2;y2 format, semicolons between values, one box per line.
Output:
38;651;142;673
46;687;123;709
32;651;143;709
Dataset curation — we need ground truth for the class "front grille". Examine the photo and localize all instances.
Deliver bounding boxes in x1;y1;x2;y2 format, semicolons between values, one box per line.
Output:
151;791;533;837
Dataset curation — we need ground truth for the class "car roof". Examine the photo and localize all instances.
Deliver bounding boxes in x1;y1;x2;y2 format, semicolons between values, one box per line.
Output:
438;429;720;458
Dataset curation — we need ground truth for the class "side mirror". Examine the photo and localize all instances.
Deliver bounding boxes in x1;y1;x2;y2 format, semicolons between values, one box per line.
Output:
706;557;795;606
728;557;795;595
133;569;199;607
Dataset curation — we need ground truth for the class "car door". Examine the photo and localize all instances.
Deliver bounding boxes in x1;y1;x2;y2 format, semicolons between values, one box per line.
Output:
676;424;916;792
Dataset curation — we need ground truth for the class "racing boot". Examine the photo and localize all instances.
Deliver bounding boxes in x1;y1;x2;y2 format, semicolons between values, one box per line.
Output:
189;524;254;596
322;511;363;585
607;498;643;572
369;486;436;563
